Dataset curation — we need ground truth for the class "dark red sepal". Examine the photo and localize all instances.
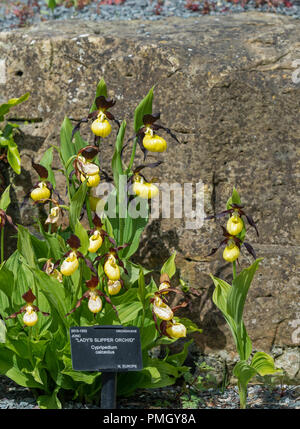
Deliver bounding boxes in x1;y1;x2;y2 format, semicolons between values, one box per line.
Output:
22;289;36;304
66;234;81;250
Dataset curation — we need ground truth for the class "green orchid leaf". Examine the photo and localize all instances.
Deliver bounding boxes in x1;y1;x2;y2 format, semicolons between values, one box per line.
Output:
74;220;89;256
233;360;257;391
226;186;242;210
0;320;6;343
134;86;154;133
90;78;107;113
60;117;76;173
37;388;62;409
0;92;30;122
251;352;283;376
0;185;11;211
7;139;21;174
122;213;149;259
161;252;177;279
69;181;87;231
137;266;146;306
112;120;126;189
40;147;56;189
17;225;36;267
227;258;263;328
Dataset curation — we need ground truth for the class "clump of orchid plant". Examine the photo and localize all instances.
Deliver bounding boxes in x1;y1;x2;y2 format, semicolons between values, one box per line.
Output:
0;80;199;409
205;188;282;408
5;289;49;327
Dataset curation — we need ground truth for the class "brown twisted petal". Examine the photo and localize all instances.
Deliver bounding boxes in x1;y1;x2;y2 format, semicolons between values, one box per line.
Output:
160;273;170;284
66;234;81;250
22;289;36;303
78;146;99;160
92;214;103;228
32;160;49;179
142;113;160;125
95;96;116;111
86;276;99;289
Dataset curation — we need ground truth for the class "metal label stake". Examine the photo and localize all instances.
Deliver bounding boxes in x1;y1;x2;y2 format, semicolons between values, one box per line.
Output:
69;325;143;409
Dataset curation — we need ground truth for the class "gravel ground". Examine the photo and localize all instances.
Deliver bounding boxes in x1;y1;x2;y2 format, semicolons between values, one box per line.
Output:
0;374;299;409
0;0;300;32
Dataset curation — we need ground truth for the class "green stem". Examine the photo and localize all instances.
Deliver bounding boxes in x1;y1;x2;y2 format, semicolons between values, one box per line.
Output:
48;201;52;234
72;260;83;308
85;193;93;229
0;226;4;264
127;137;137;173
238;382;247;409
232;260;237;280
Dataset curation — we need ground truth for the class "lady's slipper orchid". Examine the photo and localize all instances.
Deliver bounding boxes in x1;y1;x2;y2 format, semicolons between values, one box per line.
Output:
60;234;97;277
43;259;63;283
88;230;103;253
30;161;52;203
71;96;120;143
80;172;101;188
45;205;60;225
107;279;122;296
158;273;171;295
131;113;180;160
132;175;159;200
65;276;119;317
150;287;187;336
152;296;174;321
88;214;116;254
129;161;162;200
226;213;243;236
95;243;129;281
205;203;259;237
162;320;187;339
6;289;49;327
207;226;256;262
60;251;79;276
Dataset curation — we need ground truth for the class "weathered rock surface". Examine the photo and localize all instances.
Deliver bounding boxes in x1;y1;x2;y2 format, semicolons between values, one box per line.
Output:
0;12;299;380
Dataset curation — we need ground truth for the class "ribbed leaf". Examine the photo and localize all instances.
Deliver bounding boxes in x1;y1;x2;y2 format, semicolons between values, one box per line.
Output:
251;352;282;376
133;87;154;133
161;252;177;279
69;181;87;231
0;185;11;210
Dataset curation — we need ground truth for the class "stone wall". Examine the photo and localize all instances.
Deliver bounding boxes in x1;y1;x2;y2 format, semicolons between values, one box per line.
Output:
0;12;299;382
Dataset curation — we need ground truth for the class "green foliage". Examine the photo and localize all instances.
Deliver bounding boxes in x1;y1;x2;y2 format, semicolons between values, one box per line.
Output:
210;188;282;408
0;80;198;408
0;93;29;175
